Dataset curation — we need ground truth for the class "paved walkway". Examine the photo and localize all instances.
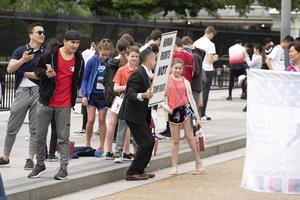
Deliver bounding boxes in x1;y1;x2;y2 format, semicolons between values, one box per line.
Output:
0;89;247;199
94;151;299;200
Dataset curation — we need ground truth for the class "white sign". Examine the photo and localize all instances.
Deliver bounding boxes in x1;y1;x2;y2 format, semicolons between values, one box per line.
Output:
148;31;177;107
241;69;300;194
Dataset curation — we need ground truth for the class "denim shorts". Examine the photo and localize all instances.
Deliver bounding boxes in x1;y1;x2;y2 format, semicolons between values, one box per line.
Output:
168;104;192;125
88;93;108;110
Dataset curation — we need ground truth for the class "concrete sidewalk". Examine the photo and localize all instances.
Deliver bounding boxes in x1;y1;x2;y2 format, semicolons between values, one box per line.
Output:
93;150;299;200
0;89;247;200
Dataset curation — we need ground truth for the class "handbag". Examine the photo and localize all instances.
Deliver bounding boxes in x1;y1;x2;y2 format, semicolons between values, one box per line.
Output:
195;128;206;151
110;94;124;114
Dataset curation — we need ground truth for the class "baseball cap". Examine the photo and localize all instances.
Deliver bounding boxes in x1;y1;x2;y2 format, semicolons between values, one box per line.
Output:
64;30;80;41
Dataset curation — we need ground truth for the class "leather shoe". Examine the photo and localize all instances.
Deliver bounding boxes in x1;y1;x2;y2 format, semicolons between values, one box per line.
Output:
125;174;148;181
142;173;155;178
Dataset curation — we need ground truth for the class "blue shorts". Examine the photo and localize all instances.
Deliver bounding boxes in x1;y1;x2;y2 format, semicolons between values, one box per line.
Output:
88;93;108;110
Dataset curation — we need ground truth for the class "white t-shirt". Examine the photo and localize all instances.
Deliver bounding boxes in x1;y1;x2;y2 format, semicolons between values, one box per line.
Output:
267;45;285;71
81;49;95;67
193;36;216;71
228;44;246;64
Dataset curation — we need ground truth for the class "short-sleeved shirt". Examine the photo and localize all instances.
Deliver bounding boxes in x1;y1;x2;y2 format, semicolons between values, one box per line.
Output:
193;36;216;71
173;51;195;84
49;49;75;107
11;44;44;89
267;45;285;71
113;64;136;86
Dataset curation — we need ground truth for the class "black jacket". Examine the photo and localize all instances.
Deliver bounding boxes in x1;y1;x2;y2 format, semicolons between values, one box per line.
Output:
34;44;84;107
118;66;151;125
103;57;120;106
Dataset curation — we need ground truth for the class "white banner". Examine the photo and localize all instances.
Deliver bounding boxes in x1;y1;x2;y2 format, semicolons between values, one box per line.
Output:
242;69;300;194
148;31;177;107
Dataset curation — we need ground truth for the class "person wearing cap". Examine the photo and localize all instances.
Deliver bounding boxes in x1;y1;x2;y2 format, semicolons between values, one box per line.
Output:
0;23;45;170
28;30;84;180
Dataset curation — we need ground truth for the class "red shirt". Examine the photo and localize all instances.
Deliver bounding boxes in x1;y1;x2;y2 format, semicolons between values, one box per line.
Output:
49;50;75;107
113;64;136;86
173;51;195;84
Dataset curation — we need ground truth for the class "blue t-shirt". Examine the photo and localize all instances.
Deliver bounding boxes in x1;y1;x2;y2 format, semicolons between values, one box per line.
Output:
92;62;106;94
11;44;44;90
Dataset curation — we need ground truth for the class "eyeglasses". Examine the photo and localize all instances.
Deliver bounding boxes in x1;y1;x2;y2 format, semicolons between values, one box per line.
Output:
35;31;46;35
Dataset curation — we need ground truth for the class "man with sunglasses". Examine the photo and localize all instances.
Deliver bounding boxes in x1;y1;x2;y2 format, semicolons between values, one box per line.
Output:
0;23;45;170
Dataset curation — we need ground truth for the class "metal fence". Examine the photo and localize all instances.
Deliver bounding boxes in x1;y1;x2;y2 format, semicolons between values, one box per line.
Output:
0;62;14;111
0;61;231;111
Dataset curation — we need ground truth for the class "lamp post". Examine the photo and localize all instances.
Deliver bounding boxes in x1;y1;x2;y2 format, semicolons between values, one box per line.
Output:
281;0;291;67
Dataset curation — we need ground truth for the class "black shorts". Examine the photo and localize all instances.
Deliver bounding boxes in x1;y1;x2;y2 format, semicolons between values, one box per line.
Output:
168;105;192;125
88;93;108;110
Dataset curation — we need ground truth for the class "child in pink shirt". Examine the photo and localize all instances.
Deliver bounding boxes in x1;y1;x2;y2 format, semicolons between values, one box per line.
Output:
164;58;203;176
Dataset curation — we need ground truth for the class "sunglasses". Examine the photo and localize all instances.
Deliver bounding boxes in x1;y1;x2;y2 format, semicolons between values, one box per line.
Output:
35;30;46;35
101;39;111;43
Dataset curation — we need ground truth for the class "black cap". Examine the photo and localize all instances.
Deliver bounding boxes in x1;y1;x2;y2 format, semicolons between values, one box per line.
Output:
64;30;80;41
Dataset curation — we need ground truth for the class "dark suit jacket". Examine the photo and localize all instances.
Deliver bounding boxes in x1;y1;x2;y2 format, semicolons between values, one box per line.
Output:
119;66;152;125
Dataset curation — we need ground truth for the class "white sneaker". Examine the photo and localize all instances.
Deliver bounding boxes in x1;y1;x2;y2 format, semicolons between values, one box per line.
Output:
113;157;123;163
201;115;212;121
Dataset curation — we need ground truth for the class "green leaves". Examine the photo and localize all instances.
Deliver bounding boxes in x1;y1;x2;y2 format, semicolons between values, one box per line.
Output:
0;0;299;18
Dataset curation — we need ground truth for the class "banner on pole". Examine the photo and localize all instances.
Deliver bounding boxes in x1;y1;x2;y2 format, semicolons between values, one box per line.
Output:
148;31;177;107
242;69;300;194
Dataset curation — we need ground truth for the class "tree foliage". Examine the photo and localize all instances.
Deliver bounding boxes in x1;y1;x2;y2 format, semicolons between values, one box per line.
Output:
0;0;299;18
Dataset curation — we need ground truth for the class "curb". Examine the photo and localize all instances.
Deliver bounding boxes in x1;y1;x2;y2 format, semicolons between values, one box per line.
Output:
7;136;246;200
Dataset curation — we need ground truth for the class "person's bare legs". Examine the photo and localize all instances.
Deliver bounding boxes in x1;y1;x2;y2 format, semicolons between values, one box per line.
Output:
123;128;131;154
169;123;181;174
85;107;96;147
98;109;107;152
105;110;118;153
182;117;202;172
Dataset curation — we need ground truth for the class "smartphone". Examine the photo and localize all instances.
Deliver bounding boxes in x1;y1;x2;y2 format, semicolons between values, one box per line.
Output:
46;64;53;70
28;48;34;55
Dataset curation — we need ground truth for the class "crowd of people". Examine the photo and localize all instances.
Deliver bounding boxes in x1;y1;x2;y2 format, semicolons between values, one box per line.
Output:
225;34;298;112
0;22;299;182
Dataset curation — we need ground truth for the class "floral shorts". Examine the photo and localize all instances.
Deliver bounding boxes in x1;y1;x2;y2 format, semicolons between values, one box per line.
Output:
168;104;193;125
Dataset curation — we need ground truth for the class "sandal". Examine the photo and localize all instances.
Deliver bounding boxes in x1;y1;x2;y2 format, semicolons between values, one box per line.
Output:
169;168;178;176
192;167;205;175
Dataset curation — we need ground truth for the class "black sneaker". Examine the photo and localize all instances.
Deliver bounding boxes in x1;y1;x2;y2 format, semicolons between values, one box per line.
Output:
24;159;34;170
159;130;171;138
123;153;134;161
105;152;114;160
28;164;46;178
0;157;9;167
54;165;68;180
226;96;232;100
47;155;59;162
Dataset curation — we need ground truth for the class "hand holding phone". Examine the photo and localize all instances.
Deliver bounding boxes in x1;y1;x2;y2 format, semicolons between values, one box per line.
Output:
28;48;34;55
46;64;53;71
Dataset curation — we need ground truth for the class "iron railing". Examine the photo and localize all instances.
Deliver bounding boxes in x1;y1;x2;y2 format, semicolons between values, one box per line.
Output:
0;60;232;110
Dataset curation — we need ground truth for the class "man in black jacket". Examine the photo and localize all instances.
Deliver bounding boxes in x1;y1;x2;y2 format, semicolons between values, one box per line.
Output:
119;49;156;181
28;30;84;180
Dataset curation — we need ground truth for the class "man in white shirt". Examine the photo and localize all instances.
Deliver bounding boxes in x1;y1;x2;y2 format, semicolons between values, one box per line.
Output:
266;35;294;71
226;39;247;100
193;26;218;120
